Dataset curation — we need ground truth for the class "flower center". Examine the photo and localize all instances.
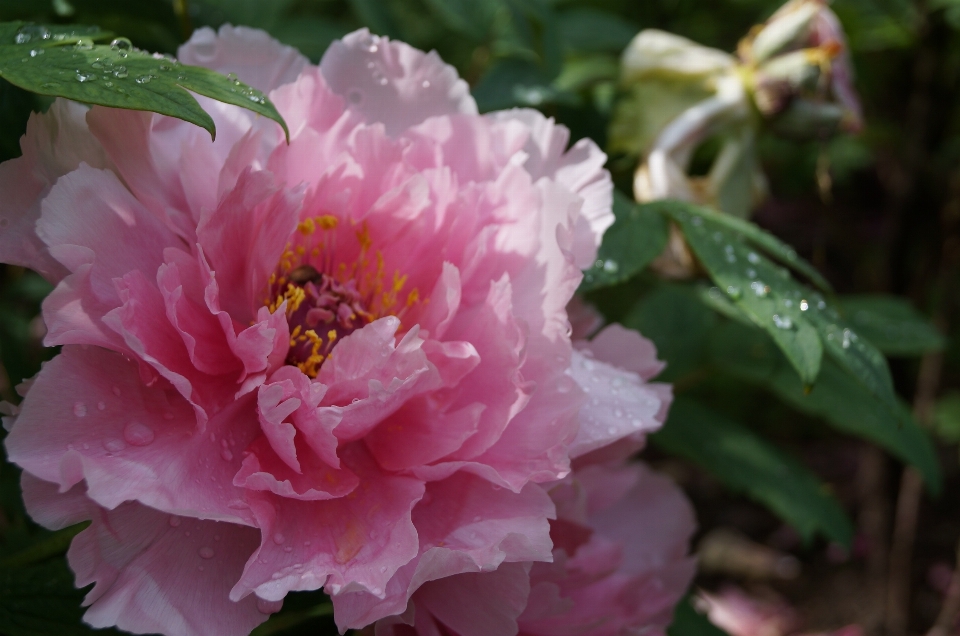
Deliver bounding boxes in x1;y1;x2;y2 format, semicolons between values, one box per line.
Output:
269;264;375;378
265;215;422;378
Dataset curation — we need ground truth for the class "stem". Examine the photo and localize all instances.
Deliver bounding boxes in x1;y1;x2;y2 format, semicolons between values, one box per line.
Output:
885;350;944;636
173;0;193;42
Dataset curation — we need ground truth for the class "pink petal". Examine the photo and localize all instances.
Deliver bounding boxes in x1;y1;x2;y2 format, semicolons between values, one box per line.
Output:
334;473;553;628
415;563;532;636
486;109;613;268
234;435;358;500
231;444;424;605
0;100;110;280
320;29;477;136
196;168;303;323
6;345;257;524
37;164;178;310
178;25;309;94
21;475;267;636
579;324;665;381
567;350;670;459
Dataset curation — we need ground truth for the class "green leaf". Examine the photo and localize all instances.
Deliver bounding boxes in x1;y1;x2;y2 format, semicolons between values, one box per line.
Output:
663;200;831;292
653;398;854;546
621;283;716;381
668;596;730;636
663;201;898;410
422;0;501;40
710;320;942;494
932;392;960;444
0;559;125;635
662;201;824;386
347;0;401;38
0;21;289;142
580;194;670;292
0;522;90;569
473;58;576;112
557;8;638;54
837;295;945;356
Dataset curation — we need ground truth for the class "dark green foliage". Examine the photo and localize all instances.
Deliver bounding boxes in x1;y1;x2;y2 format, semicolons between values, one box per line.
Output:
653;399;855;546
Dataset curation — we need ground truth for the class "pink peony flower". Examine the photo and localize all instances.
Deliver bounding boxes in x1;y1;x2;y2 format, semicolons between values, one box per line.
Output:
0;25;678;636
372;460;696;636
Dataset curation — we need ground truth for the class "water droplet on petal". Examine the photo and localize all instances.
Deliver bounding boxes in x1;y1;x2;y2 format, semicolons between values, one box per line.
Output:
199;547;215;559
73;402;87;417
103;438;125;453
220;448;233;461
273;533;286;545
169;516;181;527
97;401;106;411
123;421;154;446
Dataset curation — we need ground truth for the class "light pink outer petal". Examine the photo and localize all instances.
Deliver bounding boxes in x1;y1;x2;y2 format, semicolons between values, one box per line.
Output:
486;109;613;268
320;28;478;136
5;346;257;524
519;463;696;636
178;25;309;95
21;474;267;636
37;164;180;345
0;100;111;281
580;324;665;381
400;562;532;636
566;349;670;459
336;473;553;629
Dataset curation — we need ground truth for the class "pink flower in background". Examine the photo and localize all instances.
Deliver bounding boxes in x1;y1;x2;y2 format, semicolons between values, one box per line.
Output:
373;460;696;636
0;24;686;636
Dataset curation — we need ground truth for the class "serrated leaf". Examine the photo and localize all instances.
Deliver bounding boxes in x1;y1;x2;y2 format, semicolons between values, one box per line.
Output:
653;399;854;546
668;596;730;636
663;201;898;409
838;295;945;356
580;193;670;292
0;21;289;142
710;320;942;493
0;559;126;636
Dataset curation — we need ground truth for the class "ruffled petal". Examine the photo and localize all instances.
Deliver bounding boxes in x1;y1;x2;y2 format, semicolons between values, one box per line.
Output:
232;444;424;606
335;472;553;628
6;346;257;524
178;25;309;94
486;109;613;268
0;100;111;281
566;349;670;459
320;29;477;136
21;475;267;636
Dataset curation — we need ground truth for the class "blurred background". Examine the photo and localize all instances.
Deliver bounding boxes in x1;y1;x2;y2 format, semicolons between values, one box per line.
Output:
0;1;958;635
